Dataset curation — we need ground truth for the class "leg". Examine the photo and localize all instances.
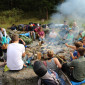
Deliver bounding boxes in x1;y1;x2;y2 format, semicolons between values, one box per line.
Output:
39;37;42;41
33;32;36;40
29;32;31;38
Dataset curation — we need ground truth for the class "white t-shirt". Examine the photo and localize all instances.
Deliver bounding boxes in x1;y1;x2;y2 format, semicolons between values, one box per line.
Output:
49;32;57;38
7;43;25;70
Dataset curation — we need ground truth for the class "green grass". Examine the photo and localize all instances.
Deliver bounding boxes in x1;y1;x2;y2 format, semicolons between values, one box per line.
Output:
0;18;49;29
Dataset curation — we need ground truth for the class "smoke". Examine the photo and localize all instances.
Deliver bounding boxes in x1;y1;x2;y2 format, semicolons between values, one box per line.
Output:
44;0;85;54
51;0;85;26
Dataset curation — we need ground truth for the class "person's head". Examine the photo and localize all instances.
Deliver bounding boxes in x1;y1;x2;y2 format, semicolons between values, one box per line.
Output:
74;42;83;50
73;22;77;27
33;61;47;77
0;28;3;31
64;21;67;25
11;34;19;43
47;50;54;59
77;47;85;57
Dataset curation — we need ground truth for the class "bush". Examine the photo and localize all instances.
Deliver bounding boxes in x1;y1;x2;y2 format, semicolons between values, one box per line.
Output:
0;8;24;24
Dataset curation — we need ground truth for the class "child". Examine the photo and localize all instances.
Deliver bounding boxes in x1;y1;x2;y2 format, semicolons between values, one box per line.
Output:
65;42;83;60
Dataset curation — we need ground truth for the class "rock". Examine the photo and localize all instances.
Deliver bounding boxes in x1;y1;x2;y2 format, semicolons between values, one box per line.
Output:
0;63;4;85
2;68;38;85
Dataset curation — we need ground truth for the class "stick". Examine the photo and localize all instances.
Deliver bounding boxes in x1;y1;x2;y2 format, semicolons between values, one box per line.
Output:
55;55;67;63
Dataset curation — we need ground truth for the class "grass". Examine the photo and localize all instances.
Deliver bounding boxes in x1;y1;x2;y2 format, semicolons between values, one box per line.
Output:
0;18;49;29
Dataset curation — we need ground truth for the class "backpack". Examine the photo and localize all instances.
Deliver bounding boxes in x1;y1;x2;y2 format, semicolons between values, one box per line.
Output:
38;69;61;85
33;61;61;85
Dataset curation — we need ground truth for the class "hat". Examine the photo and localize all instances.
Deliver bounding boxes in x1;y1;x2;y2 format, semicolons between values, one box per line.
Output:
33;61;47;77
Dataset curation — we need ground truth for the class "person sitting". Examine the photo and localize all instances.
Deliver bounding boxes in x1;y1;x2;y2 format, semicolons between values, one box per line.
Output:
62;47;85;82
7;34;27;70
72;22;79;33
11;24;17;30
64;28;74;44
49;29;57;39
48;29;58;45
43;50;62;72
38;27;45;41
28;23;36;40
65;42;83;60
0;28;7;38
33;61;64;85
2;44;8;63
59;21;69;38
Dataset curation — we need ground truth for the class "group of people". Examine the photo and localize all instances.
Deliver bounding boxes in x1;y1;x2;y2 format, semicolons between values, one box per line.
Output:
11;23;45;41
0;21;85;85
33;21;85;85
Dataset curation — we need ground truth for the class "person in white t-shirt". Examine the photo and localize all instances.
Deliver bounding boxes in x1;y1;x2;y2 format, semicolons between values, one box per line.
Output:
49;30;57;38
49;30;58;45
7;34;26;70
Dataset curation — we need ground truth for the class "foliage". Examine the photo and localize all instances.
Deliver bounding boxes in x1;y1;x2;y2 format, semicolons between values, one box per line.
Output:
0;8;24;24
0;0;64;19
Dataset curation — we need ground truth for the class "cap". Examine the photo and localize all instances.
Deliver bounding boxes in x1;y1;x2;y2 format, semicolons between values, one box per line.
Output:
33;61;47;77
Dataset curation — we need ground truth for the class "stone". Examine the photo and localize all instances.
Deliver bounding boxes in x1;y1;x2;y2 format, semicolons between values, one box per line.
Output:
2;68;38;85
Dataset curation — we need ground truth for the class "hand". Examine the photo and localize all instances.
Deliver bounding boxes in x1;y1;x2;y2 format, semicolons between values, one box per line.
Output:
23;64;27;68
65;43;68;47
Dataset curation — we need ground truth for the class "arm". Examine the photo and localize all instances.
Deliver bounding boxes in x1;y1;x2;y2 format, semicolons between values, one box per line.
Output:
19;38;25;45
42;32;45;38
22;52;26;58
65;43;76;50
53;58;62;68
22;46;26;58
70;52;78;59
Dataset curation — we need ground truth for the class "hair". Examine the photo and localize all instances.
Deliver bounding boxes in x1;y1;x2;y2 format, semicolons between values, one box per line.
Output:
74;42;83;48
11;34;19;42
77;47;85;56
47;50;54;58
64;21;66;22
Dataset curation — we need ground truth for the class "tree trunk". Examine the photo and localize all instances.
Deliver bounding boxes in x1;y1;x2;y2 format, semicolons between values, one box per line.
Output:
46;8;48;20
